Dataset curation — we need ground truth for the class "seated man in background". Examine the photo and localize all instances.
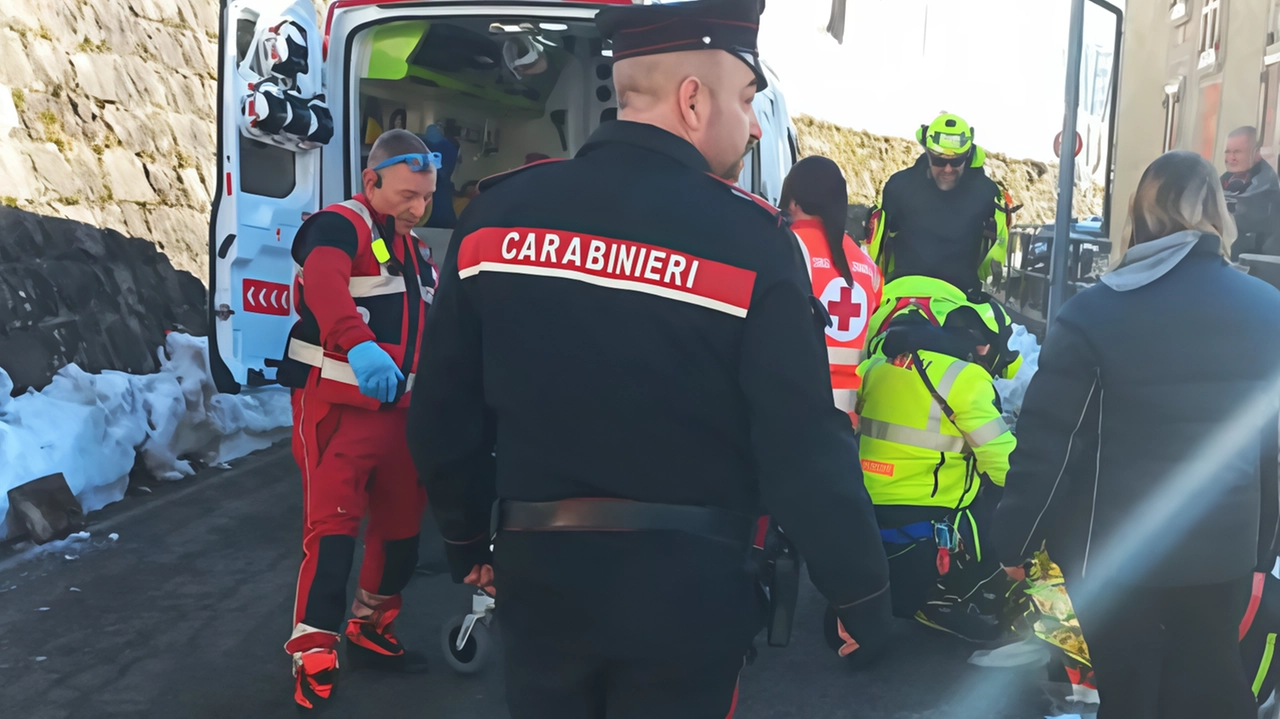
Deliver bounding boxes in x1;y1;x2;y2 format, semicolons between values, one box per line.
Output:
840;277;1022;643
1222;126;1280;260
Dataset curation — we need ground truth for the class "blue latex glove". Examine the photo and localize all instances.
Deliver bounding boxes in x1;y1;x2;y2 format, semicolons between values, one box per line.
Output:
346;341;403;404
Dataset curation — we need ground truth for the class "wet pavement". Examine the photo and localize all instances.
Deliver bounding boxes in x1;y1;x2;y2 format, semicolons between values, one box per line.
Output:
0;447;1051;718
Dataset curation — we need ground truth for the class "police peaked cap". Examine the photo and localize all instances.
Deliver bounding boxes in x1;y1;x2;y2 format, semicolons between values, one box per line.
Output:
596;0;768;91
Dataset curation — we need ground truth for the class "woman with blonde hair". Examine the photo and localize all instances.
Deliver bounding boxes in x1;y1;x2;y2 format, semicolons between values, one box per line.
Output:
992;151;1280;719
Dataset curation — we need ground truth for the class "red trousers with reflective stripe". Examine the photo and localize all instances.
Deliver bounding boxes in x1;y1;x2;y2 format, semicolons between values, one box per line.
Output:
287;390;427;653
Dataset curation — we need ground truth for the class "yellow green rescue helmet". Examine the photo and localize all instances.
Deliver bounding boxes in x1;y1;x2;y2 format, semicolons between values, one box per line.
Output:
867;276;970;346
941;295;1022;380
866;276;1022;379
917;113;974;157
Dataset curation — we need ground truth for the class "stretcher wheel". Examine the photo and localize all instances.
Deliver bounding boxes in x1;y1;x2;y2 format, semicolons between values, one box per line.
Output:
441;614;490;674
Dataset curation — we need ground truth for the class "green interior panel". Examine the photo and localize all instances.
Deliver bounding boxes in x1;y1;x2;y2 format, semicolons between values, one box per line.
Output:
364;20;565;113
366;21;432;82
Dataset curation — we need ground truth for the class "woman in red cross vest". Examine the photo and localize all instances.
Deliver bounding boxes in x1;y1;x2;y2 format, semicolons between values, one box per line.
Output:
275;130;440;710
782;156;883;428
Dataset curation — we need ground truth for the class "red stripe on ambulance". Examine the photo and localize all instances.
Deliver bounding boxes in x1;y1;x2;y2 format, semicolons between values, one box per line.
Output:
457;228;756;317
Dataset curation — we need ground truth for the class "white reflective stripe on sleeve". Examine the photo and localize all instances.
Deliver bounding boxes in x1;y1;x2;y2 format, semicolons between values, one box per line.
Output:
348;275;406;298
288;340;324;367
290;339;416;394
967;416;1011;447
936;361;968;399
319;357;359;387
860;417;967;454
833;388;858;413
828;346;864;366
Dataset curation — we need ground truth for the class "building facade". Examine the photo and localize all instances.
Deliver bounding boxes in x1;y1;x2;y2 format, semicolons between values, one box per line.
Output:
1110;0;1275;244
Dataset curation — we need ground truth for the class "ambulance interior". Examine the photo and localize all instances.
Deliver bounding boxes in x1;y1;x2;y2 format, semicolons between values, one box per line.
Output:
349;17;617;260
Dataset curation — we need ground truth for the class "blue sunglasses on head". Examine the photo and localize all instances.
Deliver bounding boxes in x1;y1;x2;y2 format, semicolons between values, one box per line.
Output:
371;152;442;172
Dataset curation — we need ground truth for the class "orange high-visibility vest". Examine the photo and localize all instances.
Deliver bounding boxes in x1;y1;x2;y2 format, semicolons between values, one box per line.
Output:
792;219;883;426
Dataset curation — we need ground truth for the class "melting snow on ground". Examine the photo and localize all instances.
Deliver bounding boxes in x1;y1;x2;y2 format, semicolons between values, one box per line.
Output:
994;324;1042;427
0;333;291;538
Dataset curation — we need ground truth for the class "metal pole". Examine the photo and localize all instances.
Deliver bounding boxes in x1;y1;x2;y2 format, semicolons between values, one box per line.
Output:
1047;0;1087;328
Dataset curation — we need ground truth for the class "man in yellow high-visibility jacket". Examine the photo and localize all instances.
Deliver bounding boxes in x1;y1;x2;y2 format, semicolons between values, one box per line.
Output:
844;276;1022;642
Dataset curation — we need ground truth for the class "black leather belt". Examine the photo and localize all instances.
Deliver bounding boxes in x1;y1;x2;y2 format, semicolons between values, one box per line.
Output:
498;499;754;546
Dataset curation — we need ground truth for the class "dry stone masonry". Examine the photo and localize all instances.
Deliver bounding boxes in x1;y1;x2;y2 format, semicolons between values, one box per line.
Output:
0;0;221;279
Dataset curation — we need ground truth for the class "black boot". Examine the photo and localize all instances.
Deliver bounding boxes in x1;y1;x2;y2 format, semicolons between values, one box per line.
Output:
344;597;429;674
346;639;431;673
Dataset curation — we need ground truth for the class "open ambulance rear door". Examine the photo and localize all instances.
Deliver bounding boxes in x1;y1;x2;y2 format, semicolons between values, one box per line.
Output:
208;0;331;393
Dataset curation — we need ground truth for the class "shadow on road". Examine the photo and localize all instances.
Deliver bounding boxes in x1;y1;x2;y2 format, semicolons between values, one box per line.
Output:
0;447;1049;718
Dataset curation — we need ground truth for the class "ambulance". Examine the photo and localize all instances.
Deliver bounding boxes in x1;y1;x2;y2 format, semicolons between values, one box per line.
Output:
207;0;800;393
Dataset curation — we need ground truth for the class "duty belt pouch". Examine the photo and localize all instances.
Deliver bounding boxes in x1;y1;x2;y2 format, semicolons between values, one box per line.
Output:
761;526;801;647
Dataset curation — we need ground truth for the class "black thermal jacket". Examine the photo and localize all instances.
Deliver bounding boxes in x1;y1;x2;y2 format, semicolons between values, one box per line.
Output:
993;235;1280;587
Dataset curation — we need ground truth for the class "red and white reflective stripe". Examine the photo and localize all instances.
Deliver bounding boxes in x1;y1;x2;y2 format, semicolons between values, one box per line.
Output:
288;340;415;391
458;228;756;318
828;347;863;366
338;199;375;229
348;275;405;298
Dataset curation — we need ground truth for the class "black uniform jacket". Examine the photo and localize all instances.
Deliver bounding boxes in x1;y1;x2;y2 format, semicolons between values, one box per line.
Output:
407;121;888;654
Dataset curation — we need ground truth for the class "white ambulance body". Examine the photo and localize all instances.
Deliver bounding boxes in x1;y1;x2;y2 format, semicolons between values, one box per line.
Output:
209;0;798;392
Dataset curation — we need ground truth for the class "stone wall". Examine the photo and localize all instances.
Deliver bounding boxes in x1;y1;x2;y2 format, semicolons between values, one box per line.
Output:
0;206;207;393
0;0;221;280
795;115;1106;227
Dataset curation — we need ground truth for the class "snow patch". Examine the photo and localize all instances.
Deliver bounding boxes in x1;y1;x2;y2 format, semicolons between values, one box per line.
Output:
0;334;291;537
994;324;1042;426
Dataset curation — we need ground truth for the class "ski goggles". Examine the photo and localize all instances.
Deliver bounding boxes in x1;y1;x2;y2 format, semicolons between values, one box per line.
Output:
371;152;442;173
928;152;968;169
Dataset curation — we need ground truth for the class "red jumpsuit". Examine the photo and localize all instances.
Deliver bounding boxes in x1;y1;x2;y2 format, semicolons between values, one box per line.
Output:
278;195;436;657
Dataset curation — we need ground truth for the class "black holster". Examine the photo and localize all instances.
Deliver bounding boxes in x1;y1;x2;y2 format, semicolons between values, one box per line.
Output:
757;524;801;647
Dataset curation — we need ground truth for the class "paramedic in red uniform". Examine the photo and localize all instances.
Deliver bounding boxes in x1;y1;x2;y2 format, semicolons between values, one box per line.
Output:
408;2;892;718
781;156;883;426
275;129;440;710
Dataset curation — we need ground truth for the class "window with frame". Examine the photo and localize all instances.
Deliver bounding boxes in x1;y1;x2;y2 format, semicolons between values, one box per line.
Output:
1163;80;1183;152
1270;0;1280;47
1199;0;1222;67
1263;62;1280;169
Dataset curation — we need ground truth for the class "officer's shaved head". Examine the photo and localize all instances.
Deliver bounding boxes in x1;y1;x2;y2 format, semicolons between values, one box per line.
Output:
614;50;761;179
367;129;430;169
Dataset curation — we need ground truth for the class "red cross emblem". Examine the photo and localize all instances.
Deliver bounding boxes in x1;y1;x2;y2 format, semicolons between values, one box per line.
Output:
826;285;863;333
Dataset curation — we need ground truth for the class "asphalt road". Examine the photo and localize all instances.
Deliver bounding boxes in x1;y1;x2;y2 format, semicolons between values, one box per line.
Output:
0;447;1055;719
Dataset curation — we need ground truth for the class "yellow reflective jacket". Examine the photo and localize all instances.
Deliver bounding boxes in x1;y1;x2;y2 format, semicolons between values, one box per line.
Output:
856;350;1015;509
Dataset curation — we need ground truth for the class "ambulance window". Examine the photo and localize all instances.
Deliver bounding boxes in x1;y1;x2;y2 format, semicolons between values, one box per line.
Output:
236;18;257;65
239;135;296;198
